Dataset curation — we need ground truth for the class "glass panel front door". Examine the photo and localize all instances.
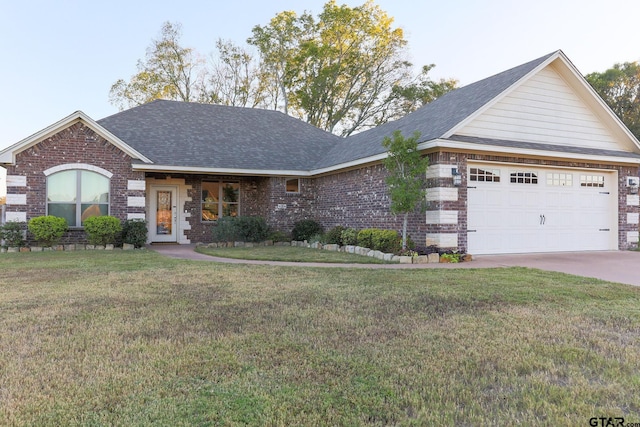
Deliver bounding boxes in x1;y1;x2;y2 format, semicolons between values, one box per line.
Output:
151;186;178;243
156;190;172;235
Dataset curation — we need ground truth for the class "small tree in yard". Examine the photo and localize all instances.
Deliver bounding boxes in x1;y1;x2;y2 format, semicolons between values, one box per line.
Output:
382;130;428;251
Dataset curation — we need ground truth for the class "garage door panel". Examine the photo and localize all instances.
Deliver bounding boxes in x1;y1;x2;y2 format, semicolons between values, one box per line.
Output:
467;164;617;255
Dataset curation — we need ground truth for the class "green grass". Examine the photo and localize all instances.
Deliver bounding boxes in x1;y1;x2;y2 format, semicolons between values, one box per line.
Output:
196;244;387;263
1;250;639;425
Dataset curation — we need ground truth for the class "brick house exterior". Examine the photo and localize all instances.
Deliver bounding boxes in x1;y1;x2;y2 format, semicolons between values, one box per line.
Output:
2;50;640;254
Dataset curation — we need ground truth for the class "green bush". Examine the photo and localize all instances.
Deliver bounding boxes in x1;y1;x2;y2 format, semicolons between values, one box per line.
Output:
235;216;269;242
340;228;358;246
28;216;67;247
268;230;290;243
0;221;26;248
291;219;323;241
83;216;122;246
122;219;148;248
322;226;346;245
357;228;402;253
211;216;269;242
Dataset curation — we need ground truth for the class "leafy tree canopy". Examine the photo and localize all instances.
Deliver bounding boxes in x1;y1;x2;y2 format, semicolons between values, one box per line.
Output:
585;62;640;139
109;2;458;136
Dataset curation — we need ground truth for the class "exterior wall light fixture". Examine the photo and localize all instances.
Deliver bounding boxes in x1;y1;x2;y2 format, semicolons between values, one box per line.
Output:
451;168;462;187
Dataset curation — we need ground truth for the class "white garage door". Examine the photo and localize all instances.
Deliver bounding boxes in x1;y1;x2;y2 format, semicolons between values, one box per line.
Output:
467;164;618;255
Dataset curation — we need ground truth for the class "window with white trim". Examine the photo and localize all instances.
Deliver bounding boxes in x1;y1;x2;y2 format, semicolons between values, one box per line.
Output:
202;181;240;221
47;170;109;227
285;178;300;193
580;174;605;188
469;168;500;182
510;171;538;184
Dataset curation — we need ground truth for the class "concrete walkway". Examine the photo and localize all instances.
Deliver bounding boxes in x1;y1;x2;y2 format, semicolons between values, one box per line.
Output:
149;244;640;287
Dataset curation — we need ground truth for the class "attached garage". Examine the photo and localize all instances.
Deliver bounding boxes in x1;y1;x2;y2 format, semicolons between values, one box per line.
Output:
467;163;618;254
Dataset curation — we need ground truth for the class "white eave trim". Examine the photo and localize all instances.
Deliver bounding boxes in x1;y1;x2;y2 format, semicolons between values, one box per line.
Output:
0;111;153;164
132;163;313;177
431;138;640;165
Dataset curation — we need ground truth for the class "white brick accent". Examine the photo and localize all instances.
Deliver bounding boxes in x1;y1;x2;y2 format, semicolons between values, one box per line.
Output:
5;194;26;205
425;233;458;248
127;213;146;220
425;164;458;179
627;213;639;225
127;180;146;191
6;175;26;187
627;231;639;244
5;212;26;222
127;196;146;207
426;187;458;202
627;195;640;206
425;210;458;225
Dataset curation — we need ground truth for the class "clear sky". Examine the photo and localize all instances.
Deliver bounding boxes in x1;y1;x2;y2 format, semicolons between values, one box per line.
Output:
1;0;639;152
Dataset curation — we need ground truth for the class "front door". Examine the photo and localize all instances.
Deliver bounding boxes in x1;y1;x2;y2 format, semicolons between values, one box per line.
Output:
150;186;178;243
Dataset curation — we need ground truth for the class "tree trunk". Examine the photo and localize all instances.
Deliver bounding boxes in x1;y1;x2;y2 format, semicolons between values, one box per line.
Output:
402;212;408;250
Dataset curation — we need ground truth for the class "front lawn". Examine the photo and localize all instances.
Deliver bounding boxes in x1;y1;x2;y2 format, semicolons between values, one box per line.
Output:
0;250;638;425
196;244;386;263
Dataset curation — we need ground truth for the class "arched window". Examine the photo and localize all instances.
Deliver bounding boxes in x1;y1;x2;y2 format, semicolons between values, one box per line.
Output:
47;170;110;227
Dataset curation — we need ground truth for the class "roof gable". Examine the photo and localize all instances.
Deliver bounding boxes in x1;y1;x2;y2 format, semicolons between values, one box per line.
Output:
0;111;152;164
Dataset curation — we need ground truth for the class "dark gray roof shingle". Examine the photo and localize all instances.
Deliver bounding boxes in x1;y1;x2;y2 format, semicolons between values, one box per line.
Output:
98;100;342;171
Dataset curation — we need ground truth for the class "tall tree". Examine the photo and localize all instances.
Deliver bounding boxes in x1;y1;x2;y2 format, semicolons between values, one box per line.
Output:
110;22;205;110
391;64;459;116
586;62;640;139
382;130;428;250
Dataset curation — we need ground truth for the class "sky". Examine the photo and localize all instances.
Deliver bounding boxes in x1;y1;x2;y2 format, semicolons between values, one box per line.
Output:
1;0;639;154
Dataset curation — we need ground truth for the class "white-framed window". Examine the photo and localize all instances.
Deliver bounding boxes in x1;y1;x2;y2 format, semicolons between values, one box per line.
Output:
201;181;240;221
285;178;300;193
546;172;573;187
47;170;110;227
510;171;538;184
580;174;605;188
469;168;500;182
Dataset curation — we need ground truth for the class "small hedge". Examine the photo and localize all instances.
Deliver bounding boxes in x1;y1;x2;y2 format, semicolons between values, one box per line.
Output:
0;221;26;248
83;216;122;246
322;226;346;245
340;228;358;246
211;216;269;243
122;219;148;248
28;216;67;247
357;228;403;254
291;219;323;242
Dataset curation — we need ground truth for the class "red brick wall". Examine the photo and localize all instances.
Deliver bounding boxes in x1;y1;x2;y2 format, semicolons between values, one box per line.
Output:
5;123;144;244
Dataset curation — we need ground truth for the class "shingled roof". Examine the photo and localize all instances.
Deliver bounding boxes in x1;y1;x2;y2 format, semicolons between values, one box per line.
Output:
97;101;342;171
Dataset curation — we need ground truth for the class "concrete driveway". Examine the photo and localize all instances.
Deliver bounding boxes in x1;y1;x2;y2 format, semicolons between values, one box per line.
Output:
150;245;640;287
471;251;640;287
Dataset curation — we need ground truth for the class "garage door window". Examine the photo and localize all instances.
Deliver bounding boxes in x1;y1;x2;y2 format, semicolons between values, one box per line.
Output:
580;174;605;187
510;171;538;184
470;168;500;182
547;173;573;187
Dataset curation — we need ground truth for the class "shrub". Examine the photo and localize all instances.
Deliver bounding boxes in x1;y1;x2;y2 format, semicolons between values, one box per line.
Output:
122;219;148;248
0;221;26;248
357;228;403;253
268;230;290;243
28;216;67;247
291;219;323;241
211;216;269;242
234;216;269;242
83;216;122;246
322;226;346;245
340;228;358;246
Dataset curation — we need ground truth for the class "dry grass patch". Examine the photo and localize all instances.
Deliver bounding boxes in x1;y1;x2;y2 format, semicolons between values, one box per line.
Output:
0;251;639;425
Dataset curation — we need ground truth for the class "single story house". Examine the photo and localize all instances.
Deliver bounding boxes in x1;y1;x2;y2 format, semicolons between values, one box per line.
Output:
2;50;640;254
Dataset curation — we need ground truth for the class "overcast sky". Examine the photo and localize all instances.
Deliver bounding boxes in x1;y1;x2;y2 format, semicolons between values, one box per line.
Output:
1;0;639;152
